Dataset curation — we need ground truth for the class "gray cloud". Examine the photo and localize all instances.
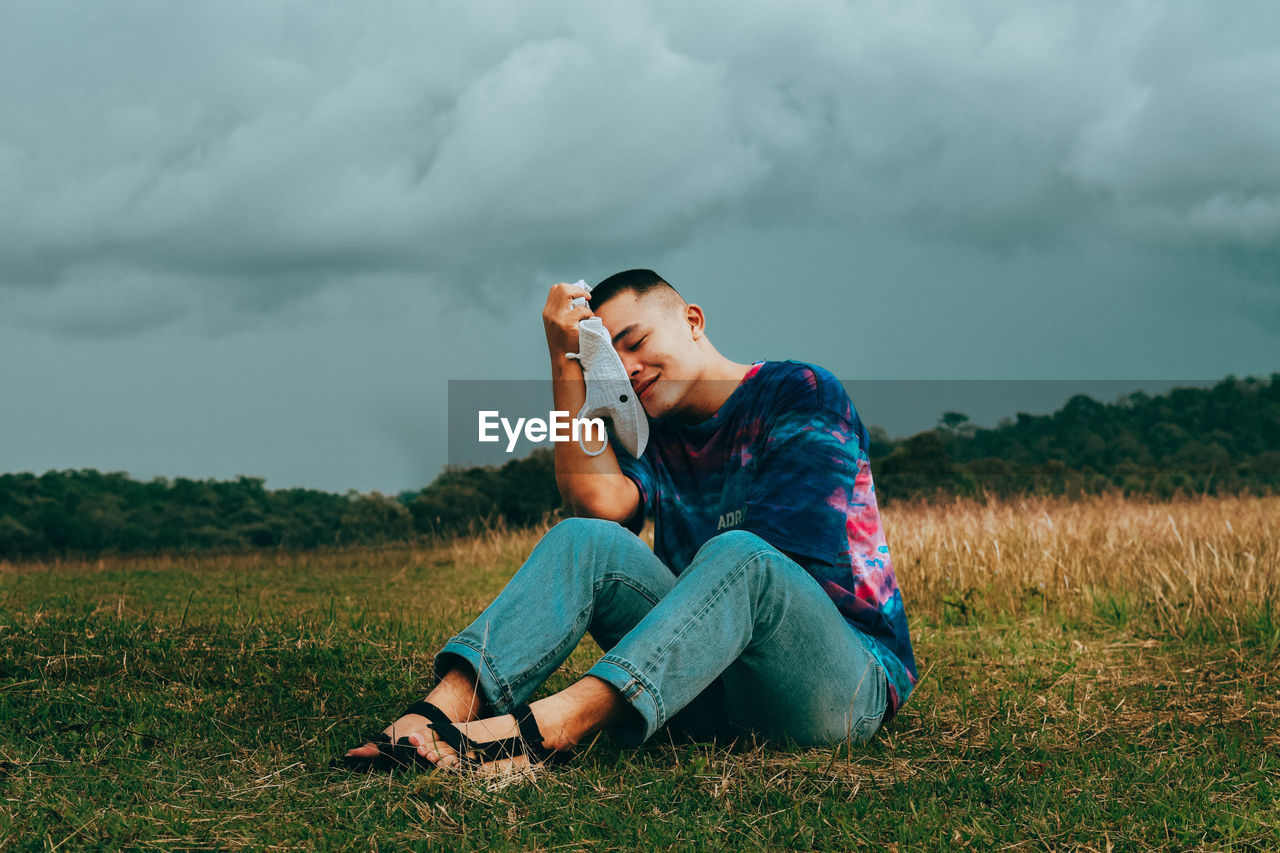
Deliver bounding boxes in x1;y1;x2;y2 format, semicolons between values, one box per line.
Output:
2;0;1279;336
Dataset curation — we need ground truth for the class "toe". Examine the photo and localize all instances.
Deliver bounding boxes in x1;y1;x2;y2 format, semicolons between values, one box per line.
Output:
411;732;455;765
344;742;380;758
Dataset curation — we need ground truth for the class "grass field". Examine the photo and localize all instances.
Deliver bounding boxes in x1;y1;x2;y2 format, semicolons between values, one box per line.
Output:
2;495;1277;851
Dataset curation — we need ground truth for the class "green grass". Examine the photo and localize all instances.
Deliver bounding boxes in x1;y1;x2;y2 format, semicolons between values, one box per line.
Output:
1;509;1278;851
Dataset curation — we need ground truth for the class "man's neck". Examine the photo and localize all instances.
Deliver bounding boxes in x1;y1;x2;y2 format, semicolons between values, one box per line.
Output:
672;355;754;423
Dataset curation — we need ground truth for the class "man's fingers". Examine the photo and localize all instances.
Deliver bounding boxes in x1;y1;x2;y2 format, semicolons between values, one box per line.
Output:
547;288;593;325
549;281;591;304
544;281;594;356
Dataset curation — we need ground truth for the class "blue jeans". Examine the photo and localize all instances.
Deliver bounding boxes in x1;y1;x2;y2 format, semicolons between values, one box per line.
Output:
434;518;888;746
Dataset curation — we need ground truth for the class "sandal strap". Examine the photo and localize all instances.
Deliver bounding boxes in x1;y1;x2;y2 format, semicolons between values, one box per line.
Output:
466;702;553;763
511;702;555;762
474;735;526;763
402;700;443;720
392;701;469;763
414;702;482;769
411;702;463;740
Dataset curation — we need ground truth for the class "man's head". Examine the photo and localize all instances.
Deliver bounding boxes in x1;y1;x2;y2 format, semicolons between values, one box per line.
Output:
588;269;716;421
587;269;682;313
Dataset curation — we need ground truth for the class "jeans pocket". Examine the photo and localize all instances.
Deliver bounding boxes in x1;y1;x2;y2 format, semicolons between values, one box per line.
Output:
852;665;889;743
851;707;883;743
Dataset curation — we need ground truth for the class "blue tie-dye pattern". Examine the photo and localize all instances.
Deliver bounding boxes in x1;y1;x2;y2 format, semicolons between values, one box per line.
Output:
615;360;918;718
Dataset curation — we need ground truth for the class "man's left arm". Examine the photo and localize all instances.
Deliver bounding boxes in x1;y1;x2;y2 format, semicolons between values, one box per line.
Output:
739;397;869;568
741;392;905;647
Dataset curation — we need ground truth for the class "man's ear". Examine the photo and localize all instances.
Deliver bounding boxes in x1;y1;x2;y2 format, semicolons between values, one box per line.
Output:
685;303;706;340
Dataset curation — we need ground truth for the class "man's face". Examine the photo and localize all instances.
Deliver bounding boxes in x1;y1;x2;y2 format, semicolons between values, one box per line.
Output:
592;289;704;420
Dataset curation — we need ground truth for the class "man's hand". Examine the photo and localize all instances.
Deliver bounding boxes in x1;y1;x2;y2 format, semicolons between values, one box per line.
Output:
542;281;594;361
541;281;642;526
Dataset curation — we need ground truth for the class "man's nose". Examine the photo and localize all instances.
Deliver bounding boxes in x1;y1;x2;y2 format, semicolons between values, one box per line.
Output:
620;354;642;380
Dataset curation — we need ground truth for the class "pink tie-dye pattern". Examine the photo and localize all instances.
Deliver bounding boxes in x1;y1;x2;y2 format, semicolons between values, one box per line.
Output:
825;460;898;604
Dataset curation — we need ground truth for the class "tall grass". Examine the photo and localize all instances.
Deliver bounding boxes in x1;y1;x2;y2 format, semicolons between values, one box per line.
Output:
8;494;1274;641
886;494;1279;644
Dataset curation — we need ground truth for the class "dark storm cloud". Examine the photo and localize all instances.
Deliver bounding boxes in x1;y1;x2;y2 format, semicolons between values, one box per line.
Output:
2;0;1278;335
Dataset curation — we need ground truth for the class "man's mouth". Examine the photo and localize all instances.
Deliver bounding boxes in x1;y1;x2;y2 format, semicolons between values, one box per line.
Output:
634;374;658;400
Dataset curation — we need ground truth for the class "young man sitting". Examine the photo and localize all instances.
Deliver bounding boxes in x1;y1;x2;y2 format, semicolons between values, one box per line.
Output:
341;269;917;774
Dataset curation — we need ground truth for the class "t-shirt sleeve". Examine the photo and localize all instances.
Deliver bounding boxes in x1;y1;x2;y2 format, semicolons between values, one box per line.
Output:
609;433;654;534
739;368;867;565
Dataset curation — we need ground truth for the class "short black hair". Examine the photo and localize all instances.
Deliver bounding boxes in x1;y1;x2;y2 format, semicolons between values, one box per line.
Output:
589;269;683;310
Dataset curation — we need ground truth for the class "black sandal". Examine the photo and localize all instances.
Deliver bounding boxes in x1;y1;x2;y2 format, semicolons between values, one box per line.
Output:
330;700;450;773
424;702;564;771
331;701;565;774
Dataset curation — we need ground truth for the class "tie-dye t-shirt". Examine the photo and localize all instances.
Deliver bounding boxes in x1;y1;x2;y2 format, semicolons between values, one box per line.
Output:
615;360;918;718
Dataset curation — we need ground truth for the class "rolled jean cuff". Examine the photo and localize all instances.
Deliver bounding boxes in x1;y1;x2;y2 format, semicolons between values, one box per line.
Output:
433;637;515;716
586;655;664;746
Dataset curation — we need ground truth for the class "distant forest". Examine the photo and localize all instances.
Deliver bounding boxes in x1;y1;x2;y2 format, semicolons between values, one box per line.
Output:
2;374;1277;559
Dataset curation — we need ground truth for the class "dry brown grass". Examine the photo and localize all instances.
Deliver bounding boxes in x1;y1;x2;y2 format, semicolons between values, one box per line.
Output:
431;494;1280;638
883;494;1280;638
6;493;1275;642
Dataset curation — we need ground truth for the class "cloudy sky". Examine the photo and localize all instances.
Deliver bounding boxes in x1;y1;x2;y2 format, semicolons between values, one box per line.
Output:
2;1;1277;492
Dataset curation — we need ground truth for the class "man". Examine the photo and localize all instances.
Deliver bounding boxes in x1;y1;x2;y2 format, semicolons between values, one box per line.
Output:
342;270;917;773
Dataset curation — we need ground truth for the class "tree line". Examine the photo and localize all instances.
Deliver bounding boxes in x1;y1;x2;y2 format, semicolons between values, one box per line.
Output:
874;374;1280;500
2;374;1276;559
0;452;559;559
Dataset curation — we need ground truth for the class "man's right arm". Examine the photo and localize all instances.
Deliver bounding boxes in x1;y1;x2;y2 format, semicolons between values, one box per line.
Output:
542;282;642;526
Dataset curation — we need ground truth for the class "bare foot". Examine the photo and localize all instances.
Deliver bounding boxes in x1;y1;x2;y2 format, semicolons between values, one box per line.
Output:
408;697;573;776
409;678;627;776
343;667;486;766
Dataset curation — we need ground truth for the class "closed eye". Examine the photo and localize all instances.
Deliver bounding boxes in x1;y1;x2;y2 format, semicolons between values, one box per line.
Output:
627;335;647;352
